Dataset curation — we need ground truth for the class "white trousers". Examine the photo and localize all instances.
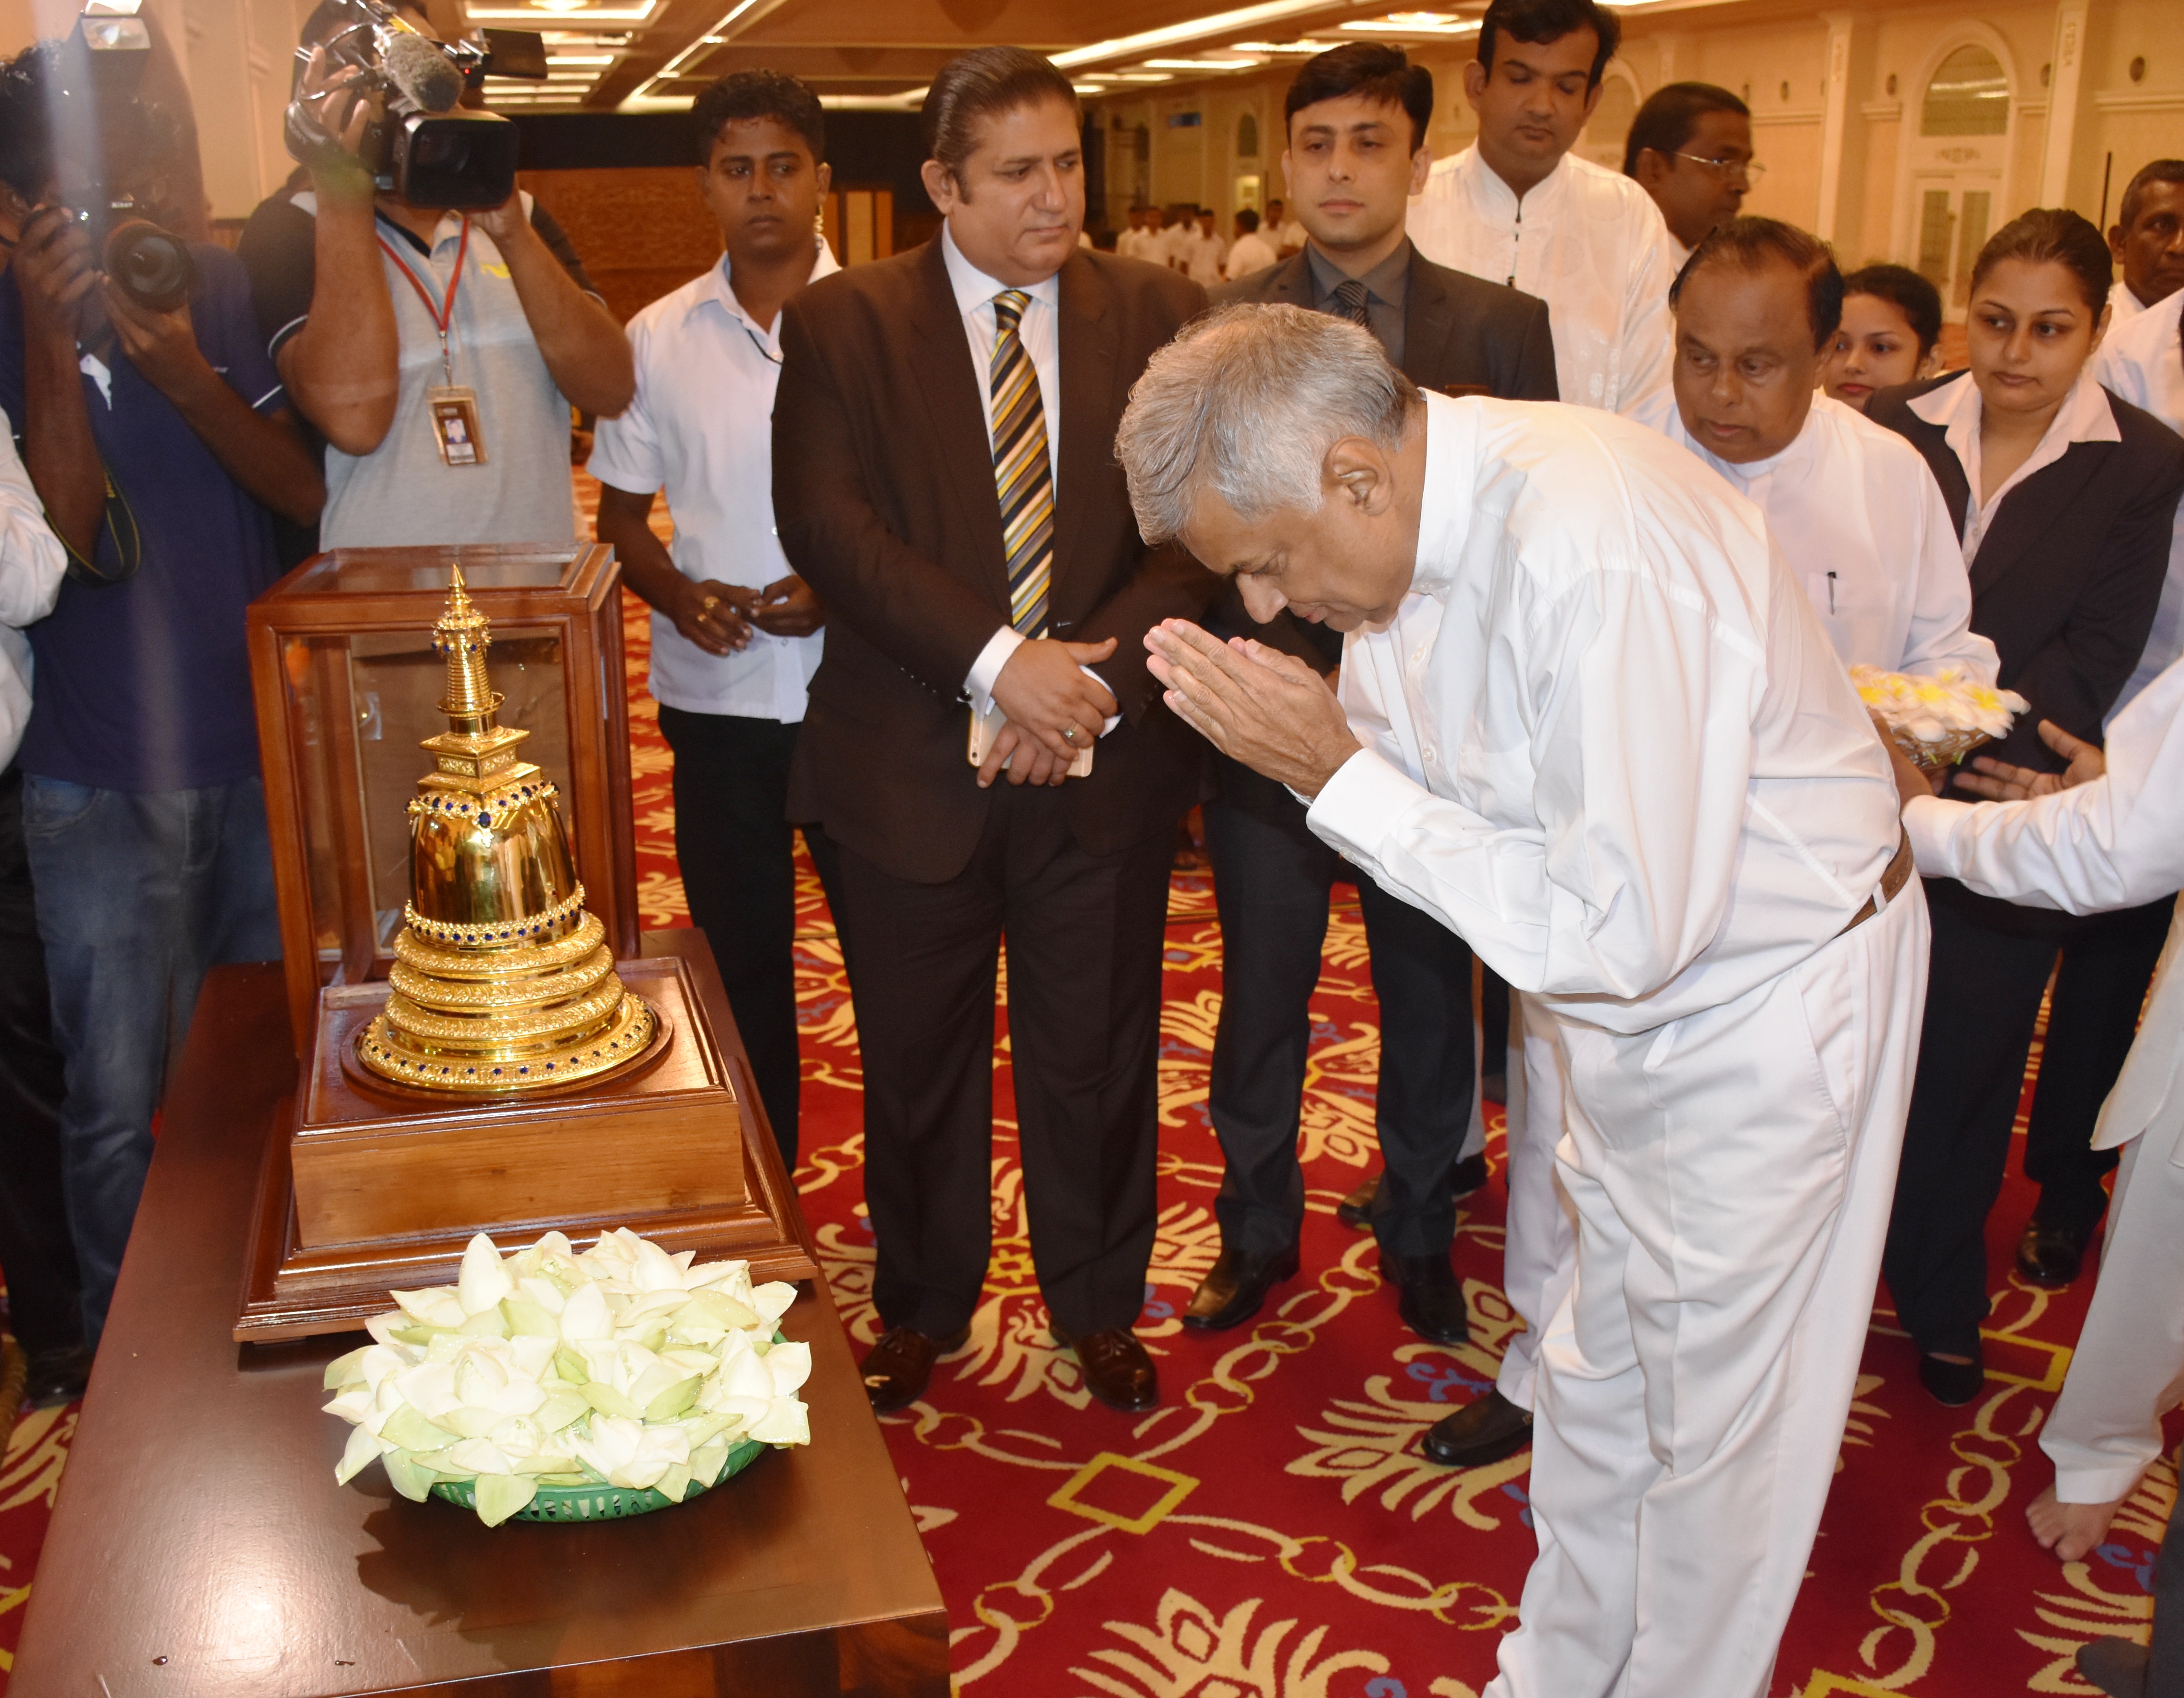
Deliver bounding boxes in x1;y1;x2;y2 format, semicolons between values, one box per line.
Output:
2044;1128;2184;1503
1496;990;1576;1411
1485;883;1927;1698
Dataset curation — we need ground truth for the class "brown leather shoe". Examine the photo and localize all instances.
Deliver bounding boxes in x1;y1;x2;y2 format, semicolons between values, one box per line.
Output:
1183;1244;1299;1331
1052;1324;1160;1412
859;1324;969;1413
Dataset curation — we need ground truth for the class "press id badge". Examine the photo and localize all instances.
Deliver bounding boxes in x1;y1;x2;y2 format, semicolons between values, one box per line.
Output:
427;386;486;467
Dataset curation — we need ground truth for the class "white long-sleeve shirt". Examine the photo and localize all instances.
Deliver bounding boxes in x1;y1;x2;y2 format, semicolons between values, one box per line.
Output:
1407;147;1677;416
1306;391;1901;1035
1907;651;2184;1152
0;412;65;769
1641;391;1998;679
2094;286;2184;717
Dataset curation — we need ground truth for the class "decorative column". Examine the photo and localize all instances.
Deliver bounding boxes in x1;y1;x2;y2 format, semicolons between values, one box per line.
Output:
2037;0;2090;210
1814;13;1862;243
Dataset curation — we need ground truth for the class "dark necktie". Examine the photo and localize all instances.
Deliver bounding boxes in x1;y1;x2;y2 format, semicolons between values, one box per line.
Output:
1331;277;1372;329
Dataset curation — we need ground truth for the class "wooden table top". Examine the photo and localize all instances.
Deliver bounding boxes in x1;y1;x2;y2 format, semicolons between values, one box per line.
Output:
13;954;948;1698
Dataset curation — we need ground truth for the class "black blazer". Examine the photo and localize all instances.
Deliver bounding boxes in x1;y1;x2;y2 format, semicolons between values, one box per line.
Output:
772;241;1215;883
1202;246;1558;818
1868;372;2184;774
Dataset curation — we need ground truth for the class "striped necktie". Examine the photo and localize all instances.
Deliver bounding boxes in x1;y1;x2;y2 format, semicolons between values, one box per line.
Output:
1331;277;1372;328
990;289;1053;637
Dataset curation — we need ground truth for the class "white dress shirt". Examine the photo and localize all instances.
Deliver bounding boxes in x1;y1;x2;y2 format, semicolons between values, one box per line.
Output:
1906;368;2123;567
587;239;838;723
0;413;65;769
1225;231;1279;280
1408;148;1678;416
1307;391;1901;1035
2094;285;2184;716
1643;392;1998;678
2110;279;2152;331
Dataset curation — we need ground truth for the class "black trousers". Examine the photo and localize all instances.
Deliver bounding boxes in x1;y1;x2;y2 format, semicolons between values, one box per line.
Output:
2023;896;2174;1233
657;707;839;1172
1204;758;1473;1262
0;764;83;1355
831;783;1172;1341
1886;885;2096;1356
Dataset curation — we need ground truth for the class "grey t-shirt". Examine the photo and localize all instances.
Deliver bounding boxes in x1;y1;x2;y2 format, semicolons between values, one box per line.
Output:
240;192;584;548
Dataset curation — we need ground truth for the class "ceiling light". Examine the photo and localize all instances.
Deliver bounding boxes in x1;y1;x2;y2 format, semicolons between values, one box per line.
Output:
468;1;654;18
546;53;612;63
1054;0;1339;70
1339;11;1477;31
1229;38;1336;52
1111;72;1175;82
1142;56;1262;69
1072;83;1108;94
630;0;764;100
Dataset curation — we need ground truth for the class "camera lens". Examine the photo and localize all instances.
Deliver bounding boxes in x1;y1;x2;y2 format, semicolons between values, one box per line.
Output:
102;220;197;314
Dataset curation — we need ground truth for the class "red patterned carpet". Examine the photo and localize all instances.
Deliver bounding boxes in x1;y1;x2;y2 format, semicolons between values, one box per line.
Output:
0;504;2172;1691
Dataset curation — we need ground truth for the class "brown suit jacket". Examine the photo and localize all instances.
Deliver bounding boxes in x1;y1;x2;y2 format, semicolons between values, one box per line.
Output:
773;239;1214;883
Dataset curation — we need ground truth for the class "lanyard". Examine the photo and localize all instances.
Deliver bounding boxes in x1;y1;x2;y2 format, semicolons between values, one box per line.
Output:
376;215;471;389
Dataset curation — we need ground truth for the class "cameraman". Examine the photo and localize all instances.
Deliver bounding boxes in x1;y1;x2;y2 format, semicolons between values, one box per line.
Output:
0;40;325;1345
239;0;634;547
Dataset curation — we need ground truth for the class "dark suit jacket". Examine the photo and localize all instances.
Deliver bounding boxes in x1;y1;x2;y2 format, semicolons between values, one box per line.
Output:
1868;373;2184;773
1204;246;1558;819
773;240;1215;883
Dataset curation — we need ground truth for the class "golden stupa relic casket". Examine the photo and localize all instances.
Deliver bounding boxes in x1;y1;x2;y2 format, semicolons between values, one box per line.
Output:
237;546;818;1341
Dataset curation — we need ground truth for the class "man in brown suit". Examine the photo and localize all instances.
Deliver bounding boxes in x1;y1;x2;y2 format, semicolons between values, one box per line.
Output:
772;46;1211;1414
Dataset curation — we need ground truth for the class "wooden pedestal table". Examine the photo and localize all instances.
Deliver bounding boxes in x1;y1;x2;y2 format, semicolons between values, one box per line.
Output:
12;950;949;1698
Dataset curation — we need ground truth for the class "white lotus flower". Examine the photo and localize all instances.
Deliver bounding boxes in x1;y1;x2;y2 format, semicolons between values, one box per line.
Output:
569;1413;690;1491
457;1233;515;1316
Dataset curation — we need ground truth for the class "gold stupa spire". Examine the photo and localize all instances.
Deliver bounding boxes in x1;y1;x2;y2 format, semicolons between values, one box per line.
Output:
353;568;658;1094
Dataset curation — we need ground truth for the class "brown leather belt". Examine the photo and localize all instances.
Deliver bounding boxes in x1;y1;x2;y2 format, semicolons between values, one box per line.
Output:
1839;831;1914;938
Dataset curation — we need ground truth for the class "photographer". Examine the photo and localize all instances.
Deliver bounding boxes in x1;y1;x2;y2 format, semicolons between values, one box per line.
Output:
0;37;324;1345
238;0;633;547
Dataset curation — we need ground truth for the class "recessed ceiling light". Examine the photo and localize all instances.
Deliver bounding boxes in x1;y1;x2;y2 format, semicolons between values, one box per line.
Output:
545;53;613;63
1339;11;1477;32
1143;56;1262;70
1229;38;1336;53
468;1;654;17
1111;72;1176;82
1054;0;1338;70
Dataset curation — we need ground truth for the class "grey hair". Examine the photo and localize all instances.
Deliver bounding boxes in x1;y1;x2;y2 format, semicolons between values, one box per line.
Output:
1116;303;1421;545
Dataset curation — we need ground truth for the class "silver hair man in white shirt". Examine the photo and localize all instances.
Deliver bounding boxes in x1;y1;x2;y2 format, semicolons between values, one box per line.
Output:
1439;214;2003;1477
1407;0;1677;415
1122;304;1925;1698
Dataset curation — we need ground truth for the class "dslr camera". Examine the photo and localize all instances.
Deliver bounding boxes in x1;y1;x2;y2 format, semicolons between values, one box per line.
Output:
47;4;198;313
286;0;545;211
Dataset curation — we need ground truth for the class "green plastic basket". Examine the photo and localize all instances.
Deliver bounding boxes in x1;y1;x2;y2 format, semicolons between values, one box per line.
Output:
429;1433;767;1522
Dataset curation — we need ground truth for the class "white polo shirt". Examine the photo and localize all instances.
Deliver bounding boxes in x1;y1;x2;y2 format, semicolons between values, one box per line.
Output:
587;239;839;722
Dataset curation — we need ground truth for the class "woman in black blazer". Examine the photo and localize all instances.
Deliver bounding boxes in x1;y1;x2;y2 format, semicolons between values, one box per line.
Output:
1870;209;2184;1406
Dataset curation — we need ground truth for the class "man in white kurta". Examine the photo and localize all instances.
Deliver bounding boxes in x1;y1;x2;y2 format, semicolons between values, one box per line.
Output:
1121;306;1926;1698
1457;221;1997;1466
1409;146;1676;416
2094;280;2184;714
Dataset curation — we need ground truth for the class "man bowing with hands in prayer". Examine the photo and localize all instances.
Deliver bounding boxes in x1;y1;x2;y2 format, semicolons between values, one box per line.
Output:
1121;302;1926;1698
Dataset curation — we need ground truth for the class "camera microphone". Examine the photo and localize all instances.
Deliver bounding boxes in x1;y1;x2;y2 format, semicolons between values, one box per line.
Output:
382;29;462;113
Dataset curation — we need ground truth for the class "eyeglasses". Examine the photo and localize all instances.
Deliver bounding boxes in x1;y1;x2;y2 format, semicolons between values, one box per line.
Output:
1675;152;1766;185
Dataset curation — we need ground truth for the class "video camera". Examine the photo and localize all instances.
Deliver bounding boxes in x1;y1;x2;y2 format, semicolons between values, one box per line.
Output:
47;4;198;312
286;0;546;210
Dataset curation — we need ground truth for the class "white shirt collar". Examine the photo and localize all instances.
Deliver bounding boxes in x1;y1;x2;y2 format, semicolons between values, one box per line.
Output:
1458;145;1571;217
1411;390;1478;596
940;221;1062;317
1688;398;1825;487
1907;367;2120;506
691;235;841;345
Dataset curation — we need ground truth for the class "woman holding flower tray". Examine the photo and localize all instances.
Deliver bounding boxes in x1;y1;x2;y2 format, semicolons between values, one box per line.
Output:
1867;208;2184;1405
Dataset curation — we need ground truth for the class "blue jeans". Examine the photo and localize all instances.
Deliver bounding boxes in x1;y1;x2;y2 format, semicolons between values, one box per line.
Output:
21;774;281;1344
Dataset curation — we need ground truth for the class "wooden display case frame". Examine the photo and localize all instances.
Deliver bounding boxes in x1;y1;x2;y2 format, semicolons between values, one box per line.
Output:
247;543;641;1055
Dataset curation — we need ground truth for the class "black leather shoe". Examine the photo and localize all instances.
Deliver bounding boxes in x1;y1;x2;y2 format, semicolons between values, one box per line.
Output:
1339;1156;1489;1232
1381;1251;1469;1346
2077;1636;2151;1698
1052;1324;1160;1412
1337;1171;1381;1231
1421;1388;1533;1468
23;1343;92;1410
1183;1245;1300;1331
2016;1216;2093;1288
859;1324;969;1414
1918;1352;1984;1407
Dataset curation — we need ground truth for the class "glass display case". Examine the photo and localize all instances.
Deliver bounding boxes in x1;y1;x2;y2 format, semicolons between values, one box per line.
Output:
248;544;638;1051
